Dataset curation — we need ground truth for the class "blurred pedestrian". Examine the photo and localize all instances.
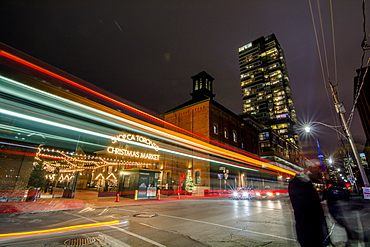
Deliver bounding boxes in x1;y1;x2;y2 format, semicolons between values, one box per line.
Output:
289;167;329;247
326;184;366;245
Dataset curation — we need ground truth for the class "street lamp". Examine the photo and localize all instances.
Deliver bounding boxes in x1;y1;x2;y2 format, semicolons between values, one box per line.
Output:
303;122;347;140
304;121;369;191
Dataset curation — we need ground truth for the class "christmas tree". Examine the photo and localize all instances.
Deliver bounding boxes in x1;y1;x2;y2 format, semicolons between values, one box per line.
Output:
184;170;193;192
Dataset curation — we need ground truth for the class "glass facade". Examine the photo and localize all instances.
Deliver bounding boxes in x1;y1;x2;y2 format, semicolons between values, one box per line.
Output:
239;34;299;145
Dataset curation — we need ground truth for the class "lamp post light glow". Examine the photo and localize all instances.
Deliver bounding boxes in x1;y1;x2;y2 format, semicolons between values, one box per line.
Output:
304;122;347;139
304;121;369;191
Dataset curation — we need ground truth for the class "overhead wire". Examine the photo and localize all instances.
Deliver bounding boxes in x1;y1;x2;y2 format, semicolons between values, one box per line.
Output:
308;0;326;87
348;0;369;128
329;0;339;87
308;0;343;145
328;0;345;142
322;0;343;142
317;0;331;80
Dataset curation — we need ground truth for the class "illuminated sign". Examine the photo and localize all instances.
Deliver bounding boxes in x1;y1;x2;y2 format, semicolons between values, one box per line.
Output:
108;133;160;161
239;42;252;52
107;147;160;160
111;133;159;151
275;113;288;119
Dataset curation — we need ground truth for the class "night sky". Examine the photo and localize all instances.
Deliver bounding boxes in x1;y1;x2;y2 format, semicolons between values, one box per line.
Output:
1;1;369;160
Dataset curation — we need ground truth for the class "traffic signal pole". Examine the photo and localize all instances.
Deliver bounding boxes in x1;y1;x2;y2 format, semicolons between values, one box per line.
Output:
328;81;369;188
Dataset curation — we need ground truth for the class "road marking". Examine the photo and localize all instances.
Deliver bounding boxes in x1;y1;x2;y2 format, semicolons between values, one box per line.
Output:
63;212;165;247
98;208;109;215
78;207;95;213
139;222;163;231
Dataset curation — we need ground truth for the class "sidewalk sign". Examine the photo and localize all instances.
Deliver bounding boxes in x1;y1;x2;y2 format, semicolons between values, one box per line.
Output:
363;187;370;199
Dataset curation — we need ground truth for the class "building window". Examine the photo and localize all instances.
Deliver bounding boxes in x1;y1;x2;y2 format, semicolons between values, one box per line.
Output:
224;129;228;139
166;172;172;185
233;131;237;143
213;124;218;134
259;131;270;141
260;142;271;148
123;175;130;188
195;171;201;184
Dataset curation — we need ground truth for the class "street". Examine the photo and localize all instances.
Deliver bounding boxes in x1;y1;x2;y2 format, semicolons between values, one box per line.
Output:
0;197;299;247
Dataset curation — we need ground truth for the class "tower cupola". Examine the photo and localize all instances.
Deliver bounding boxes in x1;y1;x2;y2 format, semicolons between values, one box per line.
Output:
190;71;215;100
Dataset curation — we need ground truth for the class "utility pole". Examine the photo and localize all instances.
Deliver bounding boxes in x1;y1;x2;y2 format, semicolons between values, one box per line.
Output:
328;81;369;188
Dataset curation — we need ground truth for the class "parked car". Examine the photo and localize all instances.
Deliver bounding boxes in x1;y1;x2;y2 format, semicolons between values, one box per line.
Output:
327;185;350;201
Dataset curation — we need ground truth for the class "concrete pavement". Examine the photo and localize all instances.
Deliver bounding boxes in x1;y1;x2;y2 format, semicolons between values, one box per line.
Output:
1;190;369;246
323;193;370;246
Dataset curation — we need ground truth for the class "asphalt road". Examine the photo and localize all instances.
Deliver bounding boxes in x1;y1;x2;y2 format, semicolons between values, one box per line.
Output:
0;198;299;247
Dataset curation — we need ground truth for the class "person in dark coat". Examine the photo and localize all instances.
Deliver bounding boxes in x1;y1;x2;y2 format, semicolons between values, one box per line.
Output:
289;169;329;247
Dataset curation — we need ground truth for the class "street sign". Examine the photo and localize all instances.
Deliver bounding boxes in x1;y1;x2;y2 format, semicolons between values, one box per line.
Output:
363;187;370;200
218;174;223;179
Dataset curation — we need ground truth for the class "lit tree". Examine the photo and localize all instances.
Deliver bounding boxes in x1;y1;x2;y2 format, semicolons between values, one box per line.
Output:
184;170;193;192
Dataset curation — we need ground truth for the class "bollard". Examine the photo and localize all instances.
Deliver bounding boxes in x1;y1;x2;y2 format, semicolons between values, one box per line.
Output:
134;190;138;200
157;189;161;200
115;193;120;202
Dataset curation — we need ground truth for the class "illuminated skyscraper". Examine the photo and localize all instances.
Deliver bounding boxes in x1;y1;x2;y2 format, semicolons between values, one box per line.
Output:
239;34;299;144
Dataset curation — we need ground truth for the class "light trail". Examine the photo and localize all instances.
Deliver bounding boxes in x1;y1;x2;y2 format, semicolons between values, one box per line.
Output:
0;220;120;238
1;88;295;176
63;212;165;247
162;145;291;177
1;79;297;176
0;50;298;174
0;52;298;176
0;108;113;141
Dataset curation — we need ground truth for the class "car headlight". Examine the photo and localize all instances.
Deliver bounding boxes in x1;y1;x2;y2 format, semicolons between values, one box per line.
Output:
233;192;238;197
267;192;273;196
256;192;261;196
242;192;248;196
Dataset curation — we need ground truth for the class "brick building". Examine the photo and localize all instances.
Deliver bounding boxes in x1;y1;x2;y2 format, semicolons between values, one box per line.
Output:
163;71;291;190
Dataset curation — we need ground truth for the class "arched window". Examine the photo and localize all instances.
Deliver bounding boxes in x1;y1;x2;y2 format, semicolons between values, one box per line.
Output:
224;129;228;139
213;124;218;134
233;131;237;143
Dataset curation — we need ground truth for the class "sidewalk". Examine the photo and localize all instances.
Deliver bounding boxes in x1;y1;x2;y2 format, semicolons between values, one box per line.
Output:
323;193;370;246
0;198;86;213
0;190;199;214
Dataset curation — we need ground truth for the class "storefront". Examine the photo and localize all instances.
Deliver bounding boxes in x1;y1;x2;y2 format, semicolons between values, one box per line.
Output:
119;168;161;199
